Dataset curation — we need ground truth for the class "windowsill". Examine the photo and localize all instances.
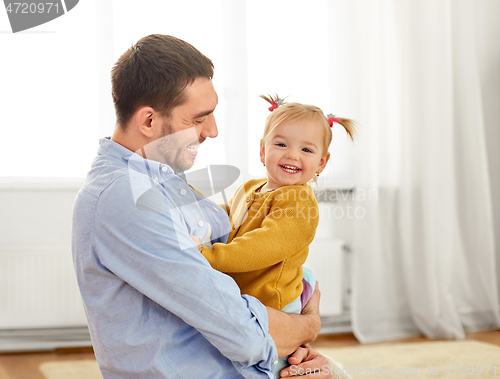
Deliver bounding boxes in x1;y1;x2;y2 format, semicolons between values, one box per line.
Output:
0;177;357;193
0;177;85;190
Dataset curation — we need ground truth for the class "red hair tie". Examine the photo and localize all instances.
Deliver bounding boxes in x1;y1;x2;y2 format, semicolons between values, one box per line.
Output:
268;102;278;112
266;97;285;112
327;114;342;127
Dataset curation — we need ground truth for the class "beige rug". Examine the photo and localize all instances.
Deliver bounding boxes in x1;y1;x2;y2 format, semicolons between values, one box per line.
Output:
317;340;500;379
39;360;103;379
38;340;500;379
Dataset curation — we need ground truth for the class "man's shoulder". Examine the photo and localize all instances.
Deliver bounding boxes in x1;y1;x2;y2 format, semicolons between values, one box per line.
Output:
74;166;132;223
80;164;131;199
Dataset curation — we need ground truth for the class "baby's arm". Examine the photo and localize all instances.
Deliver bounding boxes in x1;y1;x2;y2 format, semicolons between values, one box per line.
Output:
201;196;318;273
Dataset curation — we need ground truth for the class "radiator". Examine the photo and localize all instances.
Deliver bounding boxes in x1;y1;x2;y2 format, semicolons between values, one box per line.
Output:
305;200;351;333
0;245;87;329
0;180;89;351
306;239;346;317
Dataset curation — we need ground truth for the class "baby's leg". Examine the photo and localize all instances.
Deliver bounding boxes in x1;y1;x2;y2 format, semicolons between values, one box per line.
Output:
273;265;317;378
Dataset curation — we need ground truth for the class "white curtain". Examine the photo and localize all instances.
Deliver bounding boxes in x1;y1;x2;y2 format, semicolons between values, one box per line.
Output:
348;0;500;343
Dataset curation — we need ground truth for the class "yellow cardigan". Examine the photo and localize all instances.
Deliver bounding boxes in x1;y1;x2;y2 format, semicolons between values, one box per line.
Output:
201;178;319;310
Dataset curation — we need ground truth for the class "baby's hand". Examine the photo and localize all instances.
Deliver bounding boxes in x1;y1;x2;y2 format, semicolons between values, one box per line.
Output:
189;234;203;252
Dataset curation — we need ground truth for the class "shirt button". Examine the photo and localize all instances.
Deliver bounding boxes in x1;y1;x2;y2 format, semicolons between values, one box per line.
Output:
180;189;187;195
198;221;204;227
273;360;278;365
246;196;251;202
154;177;159;182
161;166;168;172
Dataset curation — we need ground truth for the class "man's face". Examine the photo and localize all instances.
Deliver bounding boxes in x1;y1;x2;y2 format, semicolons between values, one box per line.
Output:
154;77;218;172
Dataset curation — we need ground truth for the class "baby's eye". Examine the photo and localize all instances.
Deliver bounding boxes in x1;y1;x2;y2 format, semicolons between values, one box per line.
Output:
302;148;313;153
275;143;286;147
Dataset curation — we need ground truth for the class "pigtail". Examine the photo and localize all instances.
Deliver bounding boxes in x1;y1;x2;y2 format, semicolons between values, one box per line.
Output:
327;115;357;141
260;94;287;112
259;93;281;104
337;117;357;141
259;94;275;103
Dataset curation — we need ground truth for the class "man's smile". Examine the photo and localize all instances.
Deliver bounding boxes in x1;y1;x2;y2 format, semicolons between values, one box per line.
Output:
186;143;199;157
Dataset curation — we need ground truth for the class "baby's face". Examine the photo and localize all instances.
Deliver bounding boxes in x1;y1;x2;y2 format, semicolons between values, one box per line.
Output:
260;121;330;190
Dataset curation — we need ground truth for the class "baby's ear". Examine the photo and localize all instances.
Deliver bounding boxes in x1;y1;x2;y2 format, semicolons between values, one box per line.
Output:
317;152;331;173
259;140;266;164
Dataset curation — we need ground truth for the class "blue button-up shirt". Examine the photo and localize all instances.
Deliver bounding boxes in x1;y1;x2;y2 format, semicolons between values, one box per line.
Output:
72;138;277;378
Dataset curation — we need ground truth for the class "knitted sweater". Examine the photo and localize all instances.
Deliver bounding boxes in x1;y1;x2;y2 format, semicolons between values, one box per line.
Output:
201;178;319;310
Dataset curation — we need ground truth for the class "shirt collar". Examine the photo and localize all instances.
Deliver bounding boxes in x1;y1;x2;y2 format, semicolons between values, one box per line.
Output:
174;171;188;183
98;137;175;182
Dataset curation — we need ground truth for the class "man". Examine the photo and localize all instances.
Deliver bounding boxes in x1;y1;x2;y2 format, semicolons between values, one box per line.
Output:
72;34;333;378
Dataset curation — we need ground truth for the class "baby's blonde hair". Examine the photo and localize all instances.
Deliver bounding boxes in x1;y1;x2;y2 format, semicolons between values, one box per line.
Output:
260;94;355;156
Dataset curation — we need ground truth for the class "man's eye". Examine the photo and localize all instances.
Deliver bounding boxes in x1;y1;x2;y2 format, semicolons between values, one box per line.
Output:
194;117;206;124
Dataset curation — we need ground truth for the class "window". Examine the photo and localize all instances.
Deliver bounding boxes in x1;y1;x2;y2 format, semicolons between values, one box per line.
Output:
1;0;355;188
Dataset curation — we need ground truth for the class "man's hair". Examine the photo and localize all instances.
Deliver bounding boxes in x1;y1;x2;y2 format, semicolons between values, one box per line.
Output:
111;34;214;127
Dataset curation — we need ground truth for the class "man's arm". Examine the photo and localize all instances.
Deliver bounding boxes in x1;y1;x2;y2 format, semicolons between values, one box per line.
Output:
93;177;278;373
267;283;321;357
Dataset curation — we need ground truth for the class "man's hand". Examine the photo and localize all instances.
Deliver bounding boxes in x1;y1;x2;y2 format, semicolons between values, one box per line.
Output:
278;345;332;378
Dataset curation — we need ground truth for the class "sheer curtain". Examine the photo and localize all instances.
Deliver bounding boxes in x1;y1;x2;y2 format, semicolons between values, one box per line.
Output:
347;0;500;342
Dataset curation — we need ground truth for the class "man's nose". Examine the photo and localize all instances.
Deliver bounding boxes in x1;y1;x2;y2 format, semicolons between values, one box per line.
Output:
200;113;218;139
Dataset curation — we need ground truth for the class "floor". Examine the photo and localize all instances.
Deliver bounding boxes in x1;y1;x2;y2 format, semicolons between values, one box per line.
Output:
0;331;499;379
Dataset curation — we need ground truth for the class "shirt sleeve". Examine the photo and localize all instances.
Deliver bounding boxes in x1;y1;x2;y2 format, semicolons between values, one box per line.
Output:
93;176;277;373
201;190;319;273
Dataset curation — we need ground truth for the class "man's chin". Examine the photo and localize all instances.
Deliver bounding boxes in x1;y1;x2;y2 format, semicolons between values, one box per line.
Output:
171;157;196;173
161;148;196;172
182;159;196;172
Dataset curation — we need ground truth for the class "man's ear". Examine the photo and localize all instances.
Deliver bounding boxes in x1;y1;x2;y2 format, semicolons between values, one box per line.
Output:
316;152;331;174
260;140;266;165
134;107;156;139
